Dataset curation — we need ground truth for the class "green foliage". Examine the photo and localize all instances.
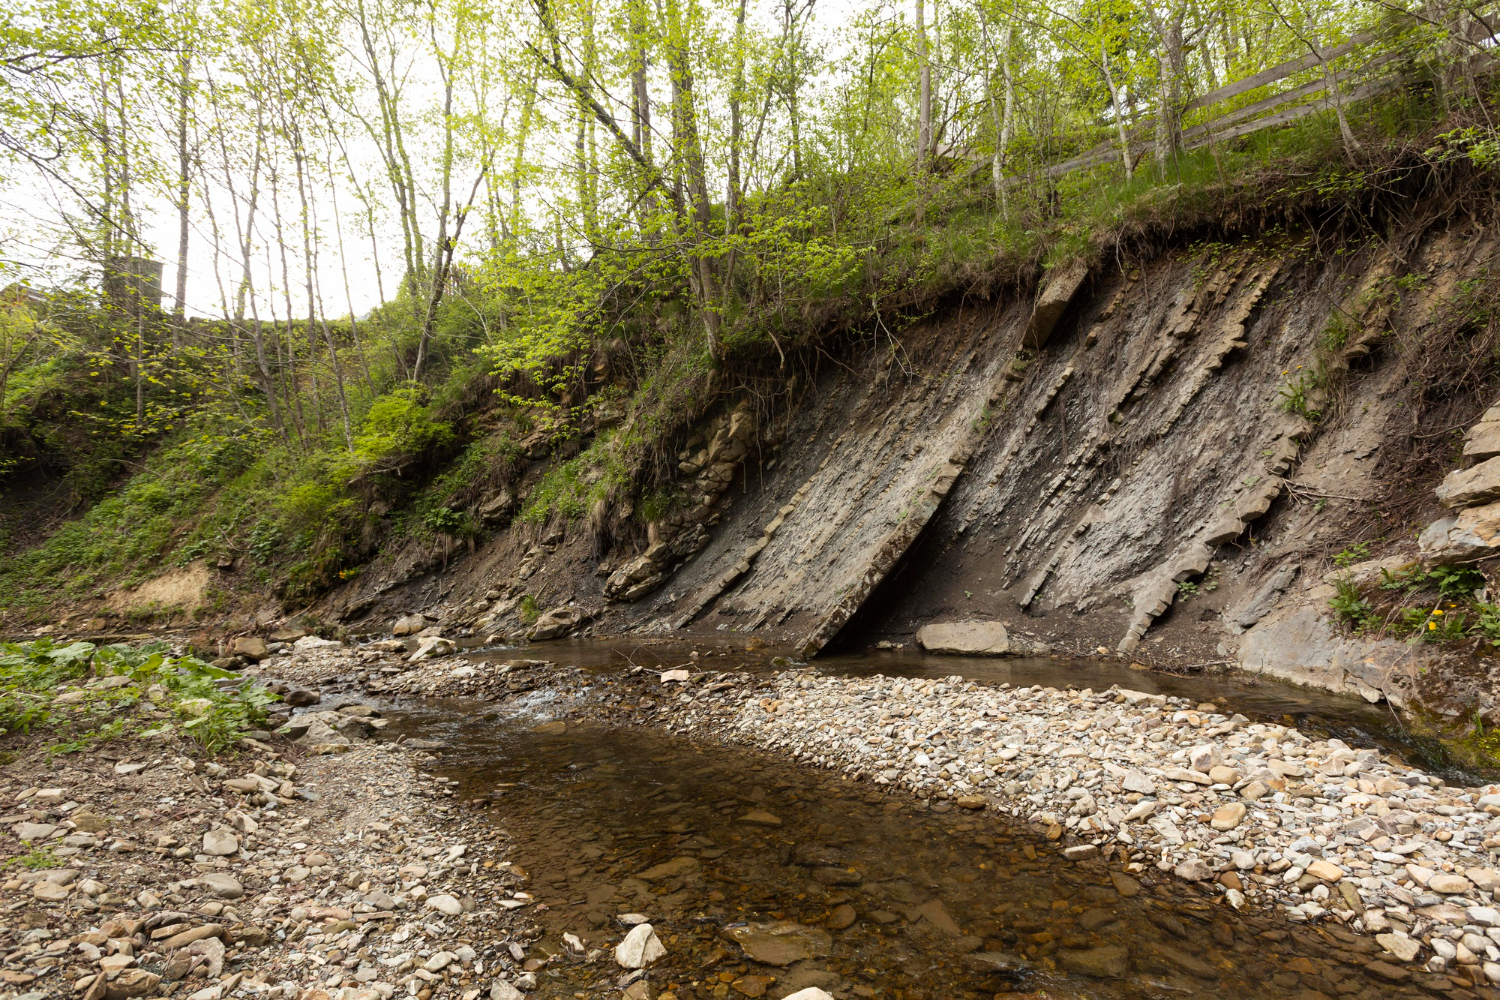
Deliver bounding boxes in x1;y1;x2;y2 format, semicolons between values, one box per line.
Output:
1329;577;1376;631
1332;542;1370;568
519;434;631;524
0;638;277;752
9;845;61;868
518;594;540;626
1278;373;1322;422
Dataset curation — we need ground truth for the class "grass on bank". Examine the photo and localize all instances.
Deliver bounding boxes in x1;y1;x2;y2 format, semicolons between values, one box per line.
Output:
0;638;277;754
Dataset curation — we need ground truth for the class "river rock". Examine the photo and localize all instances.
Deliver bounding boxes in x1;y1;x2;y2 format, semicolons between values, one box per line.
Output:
528;607;585;641
724;921;832;966
781;991;836;1000
915;621;1010;656
1429;872;1473;894
1058;945;1129;978
14;822;56;842
1377;932;1422;962
199;873;243;899
1188;744;1223;772
1174;859;1214;881
105;969;162;999
202;829;238;856
615;923;666;968
230;637;268;662
739;810;782;827
828;904;857;930
1210;803;1246;831
392;614;426;636
637;856;699;880
32;880;69;901
426;894;463;915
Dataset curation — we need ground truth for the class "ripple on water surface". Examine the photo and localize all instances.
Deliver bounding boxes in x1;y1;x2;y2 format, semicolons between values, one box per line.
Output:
381;699;1439;1000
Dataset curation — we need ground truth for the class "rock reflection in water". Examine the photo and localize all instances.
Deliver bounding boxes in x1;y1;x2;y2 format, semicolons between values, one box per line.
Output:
389;704;1437;1000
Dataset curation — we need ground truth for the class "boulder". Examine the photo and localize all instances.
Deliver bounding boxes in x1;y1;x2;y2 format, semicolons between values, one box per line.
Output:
392;614;426;637
230;637;268;662
528;607;587;641
915;621;1010;656
1435;456;1500;509
1419;502;1500;564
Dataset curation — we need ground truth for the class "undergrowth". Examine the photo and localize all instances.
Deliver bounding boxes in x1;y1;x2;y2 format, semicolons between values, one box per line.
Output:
0;638;277;753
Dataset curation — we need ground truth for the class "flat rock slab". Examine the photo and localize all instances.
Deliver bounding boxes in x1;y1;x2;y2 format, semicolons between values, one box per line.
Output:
916;621;1010;656
723;921;832;966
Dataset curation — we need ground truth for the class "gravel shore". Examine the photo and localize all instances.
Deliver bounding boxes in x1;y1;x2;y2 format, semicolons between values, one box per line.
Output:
0;651;550;1000
332;641;1500;987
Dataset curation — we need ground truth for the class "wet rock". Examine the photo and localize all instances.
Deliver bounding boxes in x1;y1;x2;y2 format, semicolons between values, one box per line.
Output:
1062;845;1099;861
955;794;986;810
1057;945;1129;978
915;621;1010;656
827;904;856;930
912;900;962;936
637;856;699;880
724;922;832;966
739;809;782;827
615;923;667;968
284;688;320;707
1377;932;1422;962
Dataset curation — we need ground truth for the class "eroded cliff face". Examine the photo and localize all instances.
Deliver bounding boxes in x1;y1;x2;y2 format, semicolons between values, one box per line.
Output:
327;218;1500;711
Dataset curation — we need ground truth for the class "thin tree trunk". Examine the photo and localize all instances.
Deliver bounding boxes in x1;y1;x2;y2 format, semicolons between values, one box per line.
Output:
173;49;192;334
916;0;931;167
1102;45;1133;181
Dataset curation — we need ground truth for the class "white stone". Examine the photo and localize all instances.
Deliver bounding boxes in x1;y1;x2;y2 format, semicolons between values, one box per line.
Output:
614;923;666;968
202;829;239;856
781;991;836;1000
1377;933;1421;963
426;894;463;916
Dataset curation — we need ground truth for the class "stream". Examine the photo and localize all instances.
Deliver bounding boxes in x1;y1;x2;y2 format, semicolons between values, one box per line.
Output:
342;641;1458;1000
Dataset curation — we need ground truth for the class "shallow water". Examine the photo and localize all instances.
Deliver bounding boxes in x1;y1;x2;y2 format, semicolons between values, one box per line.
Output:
374;695;1446;1000
462;637;1464;779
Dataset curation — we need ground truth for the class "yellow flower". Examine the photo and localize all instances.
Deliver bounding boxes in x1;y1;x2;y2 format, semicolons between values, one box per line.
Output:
1434;609;1444;615
1429;621;1437;630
